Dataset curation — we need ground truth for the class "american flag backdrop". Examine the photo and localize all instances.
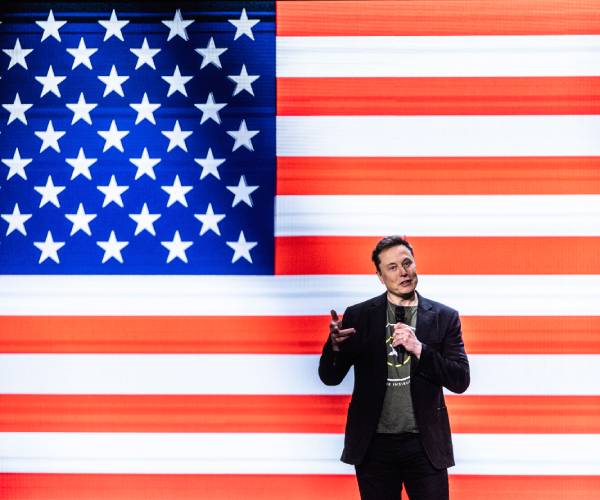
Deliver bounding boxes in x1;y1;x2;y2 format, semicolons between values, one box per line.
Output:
1;1;600;499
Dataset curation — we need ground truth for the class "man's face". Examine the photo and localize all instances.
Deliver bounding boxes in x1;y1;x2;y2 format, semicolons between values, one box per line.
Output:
376;244;418;298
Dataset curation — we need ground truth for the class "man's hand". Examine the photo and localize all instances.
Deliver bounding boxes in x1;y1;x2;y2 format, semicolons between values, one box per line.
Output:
330;309;356;352
392;323;422;359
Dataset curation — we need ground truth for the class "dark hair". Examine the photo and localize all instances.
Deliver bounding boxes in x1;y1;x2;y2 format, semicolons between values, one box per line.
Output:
371;236;414;272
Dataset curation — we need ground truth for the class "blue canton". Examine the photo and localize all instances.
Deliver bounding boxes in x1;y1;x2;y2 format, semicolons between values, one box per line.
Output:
0;3;275;274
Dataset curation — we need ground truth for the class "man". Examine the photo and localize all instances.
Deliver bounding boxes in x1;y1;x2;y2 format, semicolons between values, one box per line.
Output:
319;236;470;500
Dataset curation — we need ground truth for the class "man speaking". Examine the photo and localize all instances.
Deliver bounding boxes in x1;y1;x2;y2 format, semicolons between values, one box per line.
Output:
319;236;470;500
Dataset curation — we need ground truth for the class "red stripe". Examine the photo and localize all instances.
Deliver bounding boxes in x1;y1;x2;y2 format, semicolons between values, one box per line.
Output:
1;315;599;355
0;316;325;354
277;0;600;36
278;77;600;116
2;473;600;499
1;394;599;434
276;157;600;195
275;236;600;275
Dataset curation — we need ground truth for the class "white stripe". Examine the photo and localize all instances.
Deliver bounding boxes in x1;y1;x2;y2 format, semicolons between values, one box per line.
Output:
276;35;600;77
1;432;598;475
277;116;600;157
1;354;599;395
275;195;600;236
2;274;600;316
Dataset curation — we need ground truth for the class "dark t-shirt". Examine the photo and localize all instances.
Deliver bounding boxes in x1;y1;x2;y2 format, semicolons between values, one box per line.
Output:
376;302;419;433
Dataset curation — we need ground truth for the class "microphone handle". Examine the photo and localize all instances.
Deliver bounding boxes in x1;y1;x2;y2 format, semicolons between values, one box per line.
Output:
394;308;406;361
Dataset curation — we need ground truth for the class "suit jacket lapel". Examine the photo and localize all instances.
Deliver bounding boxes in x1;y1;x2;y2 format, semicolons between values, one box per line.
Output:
412;292;437;373
369;293;388;381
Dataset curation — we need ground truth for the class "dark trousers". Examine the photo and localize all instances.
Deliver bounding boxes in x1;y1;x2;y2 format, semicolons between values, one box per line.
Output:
355;433;449;500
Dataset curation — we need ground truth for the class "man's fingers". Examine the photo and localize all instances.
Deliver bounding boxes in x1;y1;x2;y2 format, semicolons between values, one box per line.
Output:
333;328;356;343
330;309;339;321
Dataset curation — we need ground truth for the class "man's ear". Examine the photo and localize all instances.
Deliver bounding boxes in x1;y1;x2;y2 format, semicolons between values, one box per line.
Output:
376;270;384;285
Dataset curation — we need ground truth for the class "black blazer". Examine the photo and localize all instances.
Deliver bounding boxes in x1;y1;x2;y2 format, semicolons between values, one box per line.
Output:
319;292;470;468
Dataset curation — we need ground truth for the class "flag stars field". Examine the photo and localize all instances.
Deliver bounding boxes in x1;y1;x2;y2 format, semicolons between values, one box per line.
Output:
0;6;272;276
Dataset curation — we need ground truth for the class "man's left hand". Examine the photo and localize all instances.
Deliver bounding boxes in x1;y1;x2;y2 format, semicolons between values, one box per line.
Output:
392;323;422;359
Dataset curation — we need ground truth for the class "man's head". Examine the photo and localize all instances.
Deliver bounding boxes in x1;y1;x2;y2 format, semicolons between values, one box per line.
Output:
372;236;418;300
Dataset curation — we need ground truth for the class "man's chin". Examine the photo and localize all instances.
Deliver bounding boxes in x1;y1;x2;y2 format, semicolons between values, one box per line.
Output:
397;288;416;299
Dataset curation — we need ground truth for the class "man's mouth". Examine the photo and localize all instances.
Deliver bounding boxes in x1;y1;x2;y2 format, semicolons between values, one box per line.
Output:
399;279;412;286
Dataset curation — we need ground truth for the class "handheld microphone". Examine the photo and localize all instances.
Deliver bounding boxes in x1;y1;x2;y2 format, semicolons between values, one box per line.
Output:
394;306;406;363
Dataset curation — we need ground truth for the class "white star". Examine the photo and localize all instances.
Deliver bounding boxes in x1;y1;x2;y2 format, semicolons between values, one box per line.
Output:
1;203;32;236
36;10;66;42
195;37;227;69
226;230;257;263
130;92;160;125
65;147;97;180
34;175;65;208
3;38;33;69
34;121;66;153
194;148;225;180
161;175;192;207
228;64;259;96
97;175;129;208
194;92;227;125
129;147;161;180
66;92;97;125
228;8;260;41
35;65;66;97
226;175;259;207
161;65;193;97
97;120;129;152
130;37;161;69
161;230;193;263
226;119;259;151
97;231;128;264
65;203;97;236
98;10;129;41
161;120;192;152
2;93;33;125
34;231;65;264
194;203;225;236
98;65;129;97
66;37;97;69
129;203;161;236
2;148;32;180
162;9;194;41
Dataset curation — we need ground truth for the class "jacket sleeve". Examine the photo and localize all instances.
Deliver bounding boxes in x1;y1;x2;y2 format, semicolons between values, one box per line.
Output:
318;306;360;386
415;310;470;394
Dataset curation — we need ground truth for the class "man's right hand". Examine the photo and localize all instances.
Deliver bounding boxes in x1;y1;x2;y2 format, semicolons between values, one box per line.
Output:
330;309;356;352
